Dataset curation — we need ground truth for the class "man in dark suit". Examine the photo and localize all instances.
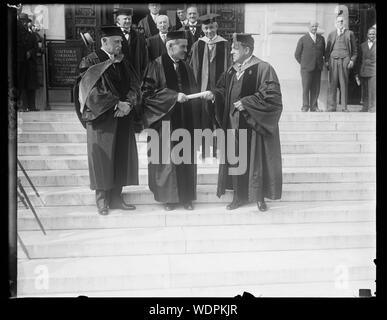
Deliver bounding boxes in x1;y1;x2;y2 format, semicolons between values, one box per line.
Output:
325;15;357;112
173;7;188;31
146;15;169;61
295;21;325;112
115;8;149;79
179;6;204;54
138;3;161;39
357;27;376;112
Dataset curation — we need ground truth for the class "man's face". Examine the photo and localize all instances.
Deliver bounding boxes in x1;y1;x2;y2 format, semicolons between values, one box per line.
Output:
231;42;249;64
309;23;318;34
368;29;376;42
116;15;132;29
149;4;160;15
187;7;198;24
177;9;186;21
157;17;169;33
169;39;188;60
336;17;344;30
202;23;217;39
102;36;122;55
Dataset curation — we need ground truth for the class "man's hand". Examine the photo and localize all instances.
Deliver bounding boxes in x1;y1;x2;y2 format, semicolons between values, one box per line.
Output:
117;101;132;115
114;109;126;118
325;61;329;71
347;60;354;69
233;100;245;112
201;91;214;101
177;93;188;103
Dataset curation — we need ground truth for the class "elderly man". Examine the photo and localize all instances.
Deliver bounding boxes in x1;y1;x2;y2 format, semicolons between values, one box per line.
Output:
174;7;188;30
74;26;141;216
189;13;230;158
115;8;148;79
325;15;357;112
138;3;161;38
357;27;376;112
141;31;200;211
146;15;169;61
294;21;326;112
180;6;204;53
203;33;283;212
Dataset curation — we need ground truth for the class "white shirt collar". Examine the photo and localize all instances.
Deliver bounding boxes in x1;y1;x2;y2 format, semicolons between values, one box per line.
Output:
189;20;198;26
337;27;345;35
151;13;159;21
168;53;179;64
101;47;114;60
241;54;254;67
309;32;316;40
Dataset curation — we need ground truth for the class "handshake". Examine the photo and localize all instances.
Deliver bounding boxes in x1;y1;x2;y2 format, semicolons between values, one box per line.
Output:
176;91;215;103
114;100;133;118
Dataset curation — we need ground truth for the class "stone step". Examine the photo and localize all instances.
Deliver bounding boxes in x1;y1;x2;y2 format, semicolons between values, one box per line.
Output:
18;279;376;297
18;167;376;187
18;131;376;143
18;120;376;132
19;182;376;207
17;201;376;231
17;247;375;295
18;221;375;259
17;153;376;171
18;110;377;122
17;141;376;156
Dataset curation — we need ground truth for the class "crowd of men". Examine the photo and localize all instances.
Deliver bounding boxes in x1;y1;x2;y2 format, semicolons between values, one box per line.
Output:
295;15;376;113
74;4;284;215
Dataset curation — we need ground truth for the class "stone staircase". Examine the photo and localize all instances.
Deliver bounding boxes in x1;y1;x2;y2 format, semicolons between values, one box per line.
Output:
16;110;376;297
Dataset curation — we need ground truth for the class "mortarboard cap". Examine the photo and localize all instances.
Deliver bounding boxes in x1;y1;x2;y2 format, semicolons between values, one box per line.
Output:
166;30;187;41
113;8;133;16
232;33;259;49
19;13;29;21
199;13;220;25
100;25;124;37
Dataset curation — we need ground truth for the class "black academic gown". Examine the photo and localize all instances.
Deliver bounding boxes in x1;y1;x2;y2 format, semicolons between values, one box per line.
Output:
138;14;159;38
179;24;204;55
74;49;141;191
120;28;149;80
146;34;167;61
141;53;200;203
212;56;283;202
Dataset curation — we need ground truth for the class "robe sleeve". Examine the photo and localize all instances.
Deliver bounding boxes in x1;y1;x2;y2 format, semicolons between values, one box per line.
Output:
141;60;179;128
239;63;283;136
211;70;228;128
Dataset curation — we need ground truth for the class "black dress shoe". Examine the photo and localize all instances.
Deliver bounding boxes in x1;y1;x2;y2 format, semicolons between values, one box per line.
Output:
257;201;267;212
109;201;136;210
226;200;243;210
164;203;175;211
342;108;349;112
97;207;109;215
310;107;322;112
360;108;368;112
183;202;193;210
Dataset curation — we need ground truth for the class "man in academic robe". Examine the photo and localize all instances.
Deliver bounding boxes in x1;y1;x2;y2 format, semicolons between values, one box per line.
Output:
146;15;169;61
138;3;161;39
74;26;141;216
115;8;149;79
179;6;204;54
325;15;357;112
189;13;230;158
173;7;188;31
357;27;376;112
141;31;200;211
294;21;325;112
203;33;283;212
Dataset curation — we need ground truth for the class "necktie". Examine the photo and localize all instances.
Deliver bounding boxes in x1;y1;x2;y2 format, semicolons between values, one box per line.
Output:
161;34;166;44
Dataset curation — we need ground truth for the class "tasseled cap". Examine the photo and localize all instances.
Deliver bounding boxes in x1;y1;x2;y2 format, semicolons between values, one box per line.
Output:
199;13;220;25
100;25;124;37
166;30;187;41
113;8;133;16
232;33;259;49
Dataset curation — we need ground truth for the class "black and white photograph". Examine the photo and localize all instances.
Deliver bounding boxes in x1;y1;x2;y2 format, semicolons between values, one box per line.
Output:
8;2;377;299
